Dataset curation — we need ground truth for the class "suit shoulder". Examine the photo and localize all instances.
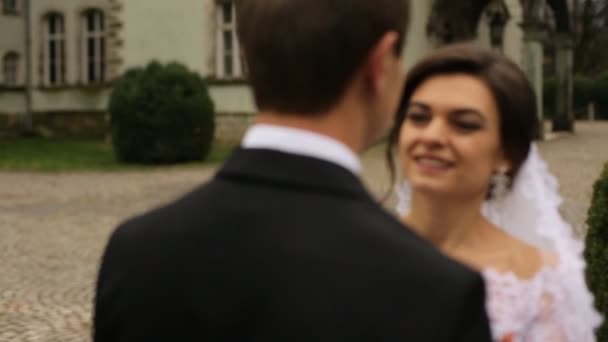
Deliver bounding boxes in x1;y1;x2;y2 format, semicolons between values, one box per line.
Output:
107;181;217;245
370;213;483;287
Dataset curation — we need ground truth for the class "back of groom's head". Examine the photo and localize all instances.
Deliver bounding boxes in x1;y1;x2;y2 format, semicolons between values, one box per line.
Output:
236;0;410;115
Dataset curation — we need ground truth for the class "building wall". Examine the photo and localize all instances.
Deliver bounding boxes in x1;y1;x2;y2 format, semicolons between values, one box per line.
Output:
32;88;110;111
402;0;436;69
28;0;111;113
0;91;25;136
0;0;533;140
30;0;110;86
118;0;213;76
0;2;26;123
0;92;25;114
117;0;254;117
0;9;25;86
476;16;493;49
208;83;254;113
503;0;524;67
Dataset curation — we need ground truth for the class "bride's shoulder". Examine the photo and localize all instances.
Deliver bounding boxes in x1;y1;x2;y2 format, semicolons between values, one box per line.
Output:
487;228;546;281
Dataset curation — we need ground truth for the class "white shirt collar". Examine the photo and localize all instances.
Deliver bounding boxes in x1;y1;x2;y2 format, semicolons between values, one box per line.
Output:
241;124;362;175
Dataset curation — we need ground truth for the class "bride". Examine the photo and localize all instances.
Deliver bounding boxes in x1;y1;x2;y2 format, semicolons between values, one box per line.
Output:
387;43;602;341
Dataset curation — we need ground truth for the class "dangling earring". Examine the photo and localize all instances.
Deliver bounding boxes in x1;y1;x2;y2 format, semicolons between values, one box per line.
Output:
491;167;510;203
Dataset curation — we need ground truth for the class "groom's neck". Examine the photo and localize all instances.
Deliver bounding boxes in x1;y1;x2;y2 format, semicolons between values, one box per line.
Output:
255;109;366;154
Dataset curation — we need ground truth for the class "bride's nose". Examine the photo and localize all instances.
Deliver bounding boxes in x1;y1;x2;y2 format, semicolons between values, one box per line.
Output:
418;118;449;147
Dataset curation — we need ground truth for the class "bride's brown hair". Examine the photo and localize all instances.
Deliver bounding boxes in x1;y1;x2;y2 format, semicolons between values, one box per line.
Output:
385;43;539;196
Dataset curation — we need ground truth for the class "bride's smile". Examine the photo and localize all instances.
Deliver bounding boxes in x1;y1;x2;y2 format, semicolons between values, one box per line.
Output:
413;155;454;173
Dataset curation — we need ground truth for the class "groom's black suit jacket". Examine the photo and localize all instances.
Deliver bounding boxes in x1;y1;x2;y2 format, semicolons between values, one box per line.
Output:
94;148;491;341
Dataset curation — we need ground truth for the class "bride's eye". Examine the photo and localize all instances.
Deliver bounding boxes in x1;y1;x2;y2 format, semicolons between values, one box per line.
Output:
406;112;430;125
453;120;482;132
450;111;484;132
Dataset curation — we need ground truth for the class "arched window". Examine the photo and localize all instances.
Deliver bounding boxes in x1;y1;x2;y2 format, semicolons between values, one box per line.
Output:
82;9;105;84
3;52;19;86
43;12;66;86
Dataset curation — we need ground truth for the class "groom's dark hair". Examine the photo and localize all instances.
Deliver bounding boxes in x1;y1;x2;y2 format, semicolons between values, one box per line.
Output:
236;0;410;114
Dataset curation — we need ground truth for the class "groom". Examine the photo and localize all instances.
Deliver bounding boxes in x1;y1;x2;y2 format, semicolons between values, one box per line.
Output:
94;0;491;340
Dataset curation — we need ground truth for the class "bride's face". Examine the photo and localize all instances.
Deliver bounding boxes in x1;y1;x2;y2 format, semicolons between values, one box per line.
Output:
398;73;510;199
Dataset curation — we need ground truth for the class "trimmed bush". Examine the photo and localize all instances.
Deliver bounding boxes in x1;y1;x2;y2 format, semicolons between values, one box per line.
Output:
109;61;215;164
544;74;608;120
584;162;608;341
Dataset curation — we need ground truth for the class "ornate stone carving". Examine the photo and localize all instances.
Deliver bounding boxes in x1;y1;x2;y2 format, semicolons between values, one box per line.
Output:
427;0;490;44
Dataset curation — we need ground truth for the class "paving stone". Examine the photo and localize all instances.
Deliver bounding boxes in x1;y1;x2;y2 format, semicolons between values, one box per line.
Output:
0;121;606;341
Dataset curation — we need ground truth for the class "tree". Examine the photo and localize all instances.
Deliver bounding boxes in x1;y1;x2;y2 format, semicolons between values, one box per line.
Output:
573;0;608;75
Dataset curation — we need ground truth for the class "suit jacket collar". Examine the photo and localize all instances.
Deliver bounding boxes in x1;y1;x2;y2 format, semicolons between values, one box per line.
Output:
217;148;373;200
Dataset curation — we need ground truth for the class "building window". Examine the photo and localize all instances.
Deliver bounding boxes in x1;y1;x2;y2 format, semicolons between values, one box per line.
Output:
2;0;18;14
82;9;106;84
43;12;66;86
216;0;242;78
3;52;19;86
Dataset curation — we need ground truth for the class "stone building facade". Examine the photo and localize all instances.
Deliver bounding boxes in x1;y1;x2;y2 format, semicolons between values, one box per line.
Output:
0;0;552;142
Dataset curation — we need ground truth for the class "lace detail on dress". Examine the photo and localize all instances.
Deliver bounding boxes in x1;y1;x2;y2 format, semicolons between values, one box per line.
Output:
483;261;600;342
478;145;603;341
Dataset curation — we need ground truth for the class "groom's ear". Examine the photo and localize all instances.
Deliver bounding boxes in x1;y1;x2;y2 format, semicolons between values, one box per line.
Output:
364;31;400;94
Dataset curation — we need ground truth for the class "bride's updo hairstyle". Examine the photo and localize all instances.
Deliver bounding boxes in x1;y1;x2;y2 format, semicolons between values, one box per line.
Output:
386;43;539;188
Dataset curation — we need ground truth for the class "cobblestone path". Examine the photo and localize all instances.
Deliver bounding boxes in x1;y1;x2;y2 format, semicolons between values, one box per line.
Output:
1;121;607;341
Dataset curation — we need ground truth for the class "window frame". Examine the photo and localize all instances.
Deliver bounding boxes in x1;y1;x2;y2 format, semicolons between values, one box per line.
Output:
215;0;243;79
42;12;67;86
81;8;106;85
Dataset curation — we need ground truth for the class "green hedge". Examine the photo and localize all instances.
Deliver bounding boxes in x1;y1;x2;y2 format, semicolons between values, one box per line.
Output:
109;61;215;164
543;74;608;120
584;162;608;341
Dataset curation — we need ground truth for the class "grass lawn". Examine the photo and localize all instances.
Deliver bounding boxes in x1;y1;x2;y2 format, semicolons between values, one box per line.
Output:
0;138;236;172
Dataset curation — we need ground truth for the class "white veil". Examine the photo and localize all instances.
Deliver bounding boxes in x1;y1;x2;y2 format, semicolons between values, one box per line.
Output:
395;143;602;338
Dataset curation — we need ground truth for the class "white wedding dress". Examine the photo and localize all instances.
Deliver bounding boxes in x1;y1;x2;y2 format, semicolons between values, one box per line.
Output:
396;144;603;341
481;254;592;341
